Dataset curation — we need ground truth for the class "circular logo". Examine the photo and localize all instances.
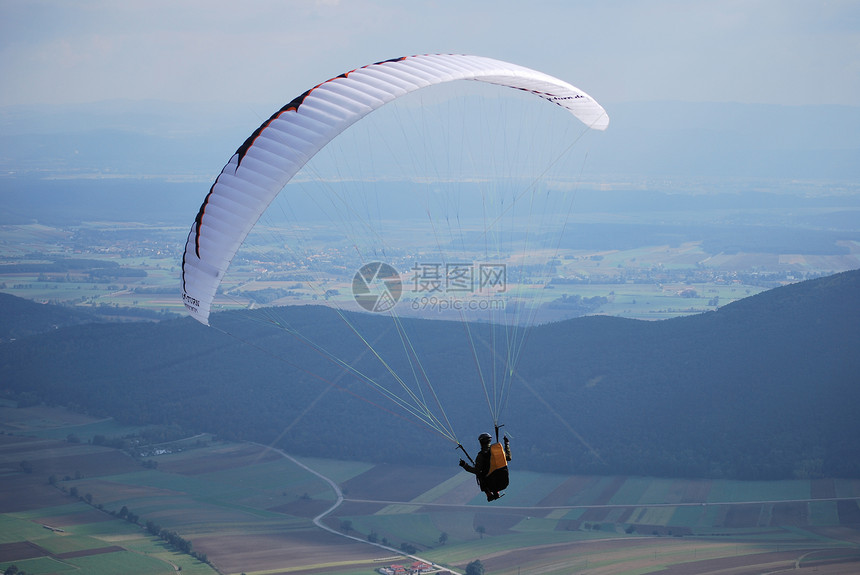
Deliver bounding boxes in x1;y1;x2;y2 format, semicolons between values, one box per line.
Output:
352;262;402;312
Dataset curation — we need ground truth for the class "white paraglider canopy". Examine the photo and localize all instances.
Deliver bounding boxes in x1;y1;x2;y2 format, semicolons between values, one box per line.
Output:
182;54;608;325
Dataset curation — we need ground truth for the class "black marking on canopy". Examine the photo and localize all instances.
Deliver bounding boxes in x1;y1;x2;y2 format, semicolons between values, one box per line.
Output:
234;90;310;168
181;178;217;294
234;56;411;168
193;180;217;259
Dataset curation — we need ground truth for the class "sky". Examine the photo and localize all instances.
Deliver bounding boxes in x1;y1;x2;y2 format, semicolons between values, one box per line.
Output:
2;0;859;110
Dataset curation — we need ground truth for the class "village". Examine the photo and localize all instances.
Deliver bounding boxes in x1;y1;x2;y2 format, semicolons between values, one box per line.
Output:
376;560;443;575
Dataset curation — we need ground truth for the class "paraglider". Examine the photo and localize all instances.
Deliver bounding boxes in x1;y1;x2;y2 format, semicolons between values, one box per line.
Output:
182;54;607;324
459;430;512;501
181;54;608;501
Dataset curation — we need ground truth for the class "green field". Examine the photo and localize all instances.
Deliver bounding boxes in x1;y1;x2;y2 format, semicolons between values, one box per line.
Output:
2;406;859;575
4;221;857;322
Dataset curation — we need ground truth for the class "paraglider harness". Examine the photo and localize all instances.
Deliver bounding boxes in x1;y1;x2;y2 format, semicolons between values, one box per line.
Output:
457;425;510;495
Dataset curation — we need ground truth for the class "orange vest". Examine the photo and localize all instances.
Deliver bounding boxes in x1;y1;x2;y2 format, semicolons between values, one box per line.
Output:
488;442;508;475
483;442;510;492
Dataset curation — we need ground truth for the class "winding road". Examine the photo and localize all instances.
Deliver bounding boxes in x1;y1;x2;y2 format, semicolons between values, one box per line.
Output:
270;446;460;574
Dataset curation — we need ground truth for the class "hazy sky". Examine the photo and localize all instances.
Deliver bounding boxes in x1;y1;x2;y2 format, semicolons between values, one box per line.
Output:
2;0;859;109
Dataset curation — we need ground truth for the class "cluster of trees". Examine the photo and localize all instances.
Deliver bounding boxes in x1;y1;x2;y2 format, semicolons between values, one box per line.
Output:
0;258;147;282
232;286;302;304
547;293;608;313
95;496;208;564
144;519;207;563
362;525;420;554
124;503;208;563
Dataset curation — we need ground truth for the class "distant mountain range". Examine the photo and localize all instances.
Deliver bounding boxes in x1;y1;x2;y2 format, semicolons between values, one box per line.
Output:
1;269;858;480
2;99;859;181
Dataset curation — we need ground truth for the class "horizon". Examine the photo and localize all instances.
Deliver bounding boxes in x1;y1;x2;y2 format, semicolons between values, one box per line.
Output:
2;2;859;108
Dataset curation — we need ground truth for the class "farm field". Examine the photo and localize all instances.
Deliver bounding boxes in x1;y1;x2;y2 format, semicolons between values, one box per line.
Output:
2;405;859;574
4;220;857;322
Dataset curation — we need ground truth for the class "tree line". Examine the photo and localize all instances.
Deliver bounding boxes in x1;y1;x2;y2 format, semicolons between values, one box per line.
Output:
54;478;210;565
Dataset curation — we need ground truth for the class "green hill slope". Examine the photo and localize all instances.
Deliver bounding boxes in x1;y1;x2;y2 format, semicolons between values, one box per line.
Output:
0;270;857;479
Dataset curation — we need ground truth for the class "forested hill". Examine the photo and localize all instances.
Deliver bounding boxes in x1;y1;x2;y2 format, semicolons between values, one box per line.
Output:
515;269;860;478
1;269;858;480
0;292;96;340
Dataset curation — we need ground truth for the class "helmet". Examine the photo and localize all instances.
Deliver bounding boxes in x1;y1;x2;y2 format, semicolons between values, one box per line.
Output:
478;433;492;444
